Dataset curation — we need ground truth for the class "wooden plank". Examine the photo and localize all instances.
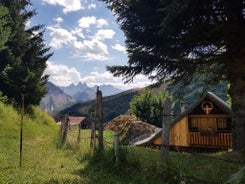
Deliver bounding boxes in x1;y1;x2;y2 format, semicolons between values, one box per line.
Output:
189;132;232;148
189;114;231;118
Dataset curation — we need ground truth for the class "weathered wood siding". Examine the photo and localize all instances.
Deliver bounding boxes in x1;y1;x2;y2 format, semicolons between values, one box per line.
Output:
189;132;232;148
153;136;162;145
153;116;189;146
170;116;189;146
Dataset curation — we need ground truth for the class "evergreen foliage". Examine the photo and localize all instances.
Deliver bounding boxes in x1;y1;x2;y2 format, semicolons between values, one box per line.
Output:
100;0;245;151
101;0;243;85
0;4;10;51
0;0;52;107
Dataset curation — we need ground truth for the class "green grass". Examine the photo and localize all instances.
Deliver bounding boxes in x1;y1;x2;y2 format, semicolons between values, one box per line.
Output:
79;146;244;184
0;101;244;184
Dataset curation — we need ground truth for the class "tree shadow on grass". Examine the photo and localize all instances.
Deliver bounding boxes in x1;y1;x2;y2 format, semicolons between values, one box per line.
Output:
74;148;170;184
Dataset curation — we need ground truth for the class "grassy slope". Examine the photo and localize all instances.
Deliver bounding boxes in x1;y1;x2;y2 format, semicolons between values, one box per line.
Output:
0;102;244;184
0;102;85;183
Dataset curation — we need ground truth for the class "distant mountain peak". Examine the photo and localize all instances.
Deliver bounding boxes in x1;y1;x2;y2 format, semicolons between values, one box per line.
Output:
39;82;76;114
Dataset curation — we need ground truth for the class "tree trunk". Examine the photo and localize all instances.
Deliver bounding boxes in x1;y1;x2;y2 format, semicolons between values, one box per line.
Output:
229;54;245;152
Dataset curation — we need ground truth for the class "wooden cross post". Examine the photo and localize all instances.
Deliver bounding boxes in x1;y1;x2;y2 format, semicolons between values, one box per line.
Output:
96;87;103;151
161;98;171;164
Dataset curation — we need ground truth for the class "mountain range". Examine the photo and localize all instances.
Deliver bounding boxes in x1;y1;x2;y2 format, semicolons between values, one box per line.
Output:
59;82;123;99
39;82;123;114
55;88;142;122
53;80;229;124
40;78;229;125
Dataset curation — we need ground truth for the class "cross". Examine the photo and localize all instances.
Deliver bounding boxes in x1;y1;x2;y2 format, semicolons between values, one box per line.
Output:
203;105;212;114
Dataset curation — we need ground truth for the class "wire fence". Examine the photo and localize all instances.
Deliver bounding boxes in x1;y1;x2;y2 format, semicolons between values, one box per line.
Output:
62;124;244;167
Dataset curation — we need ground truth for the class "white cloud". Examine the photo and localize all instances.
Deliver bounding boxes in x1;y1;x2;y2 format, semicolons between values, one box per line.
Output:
71;28;85;38
45;62;152;89
45;61;83;86
78;16;96;28
80;70;152;90
95;29;115;40
41;0;85;13
73;39;108;55
47;26;109;60
96;18;108;28
78;16;108;29
88;3;96;10
54;17;63;23
112;44;126;53
47;27;76;49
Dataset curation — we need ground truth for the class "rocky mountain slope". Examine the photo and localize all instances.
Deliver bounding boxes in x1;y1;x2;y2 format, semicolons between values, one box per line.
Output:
39;82;76;115
59;82;123;100
39;82;125;115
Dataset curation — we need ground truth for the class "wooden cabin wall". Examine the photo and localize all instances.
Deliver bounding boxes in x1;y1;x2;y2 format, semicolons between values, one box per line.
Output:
170;116;189;147
153;116;189;146
153;136;162;145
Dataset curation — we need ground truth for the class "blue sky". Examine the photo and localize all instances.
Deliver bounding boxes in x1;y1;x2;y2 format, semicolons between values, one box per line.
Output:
27;0;152;89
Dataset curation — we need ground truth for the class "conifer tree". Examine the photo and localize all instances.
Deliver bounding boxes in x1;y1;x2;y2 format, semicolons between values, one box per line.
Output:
101;0;245;151
0;0;52;107
0;5;10;51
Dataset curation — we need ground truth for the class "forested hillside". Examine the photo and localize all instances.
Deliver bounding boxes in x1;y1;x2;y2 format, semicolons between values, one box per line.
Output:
55;79;229;125
55;88;142;122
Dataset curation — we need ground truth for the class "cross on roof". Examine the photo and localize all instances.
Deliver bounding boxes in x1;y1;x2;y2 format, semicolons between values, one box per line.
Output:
201;101;213;115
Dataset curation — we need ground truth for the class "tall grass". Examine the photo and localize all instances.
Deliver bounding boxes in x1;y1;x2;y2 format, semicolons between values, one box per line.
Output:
0;101;244;183
0;103;83;183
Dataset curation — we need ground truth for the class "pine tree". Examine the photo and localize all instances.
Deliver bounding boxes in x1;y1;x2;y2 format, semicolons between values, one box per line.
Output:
0;5;10;51
0;0;52;107
101;0;245;151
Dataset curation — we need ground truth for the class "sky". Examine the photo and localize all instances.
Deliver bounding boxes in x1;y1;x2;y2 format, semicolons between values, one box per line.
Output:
28;0;152;90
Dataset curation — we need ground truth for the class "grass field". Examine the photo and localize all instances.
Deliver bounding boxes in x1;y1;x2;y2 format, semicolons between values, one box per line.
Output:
0;102;244;183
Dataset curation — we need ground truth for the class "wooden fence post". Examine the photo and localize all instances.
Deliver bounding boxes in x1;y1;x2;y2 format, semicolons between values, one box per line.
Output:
90;112;96;156
96;87;103;151
161;98;171;164
19;94;24;168
77;123;81;143
114;132;119;163
61;115;69;145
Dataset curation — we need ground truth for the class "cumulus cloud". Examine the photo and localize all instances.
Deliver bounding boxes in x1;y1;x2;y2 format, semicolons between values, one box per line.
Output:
112;44;126;53
77;16;108;29
71;28;85;38
95;29;115;40
47;27;76;49
78;16;96;28
41;0;84;14
96;18;108;28
54;17;63;23
84;71;152;89
46;13;116;61
88;3;96;10
45;62;152;89
73;39;108;55
47;26;110;60
45;61;83;86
